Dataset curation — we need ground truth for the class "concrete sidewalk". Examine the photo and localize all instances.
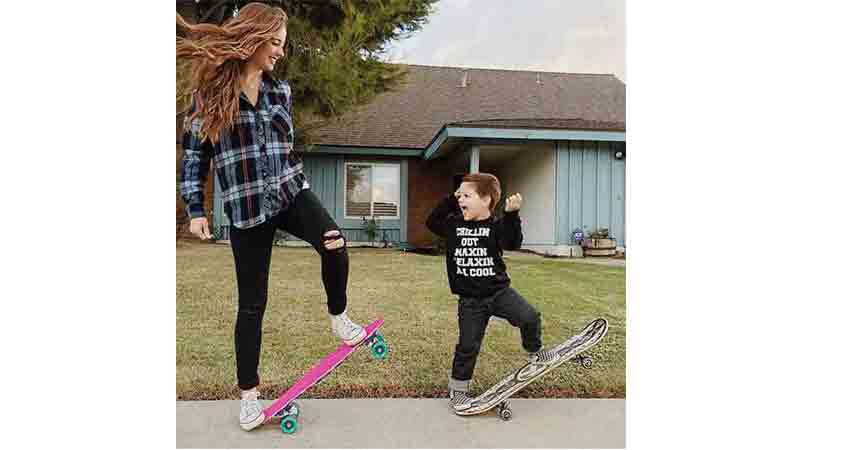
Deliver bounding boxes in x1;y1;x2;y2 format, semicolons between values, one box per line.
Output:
177;398;624;448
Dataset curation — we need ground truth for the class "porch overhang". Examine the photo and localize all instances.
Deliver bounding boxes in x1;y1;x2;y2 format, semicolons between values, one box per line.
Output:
422;125;626;160
305;144;422;157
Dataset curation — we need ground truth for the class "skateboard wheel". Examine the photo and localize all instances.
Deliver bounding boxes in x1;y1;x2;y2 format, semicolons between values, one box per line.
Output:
280;415;298;434
497;403;513;421
573;355;593;368
374;332;385;344
371;341;388;359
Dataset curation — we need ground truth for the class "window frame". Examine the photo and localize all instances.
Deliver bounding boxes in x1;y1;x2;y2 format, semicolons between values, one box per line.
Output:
343;161;401;220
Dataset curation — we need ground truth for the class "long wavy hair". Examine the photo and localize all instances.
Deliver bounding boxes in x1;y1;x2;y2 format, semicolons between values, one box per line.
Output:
177;3;288;144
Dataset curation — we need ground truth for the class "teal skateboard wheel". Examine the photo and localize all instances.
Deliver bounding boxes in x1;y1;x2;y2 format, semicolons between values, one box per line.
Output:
371;341;388;359
281;415;298;434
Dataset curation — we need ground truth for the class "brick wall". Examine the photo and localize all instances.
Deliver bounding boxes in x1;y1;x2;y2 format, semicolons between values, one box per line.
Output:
406;158;454;248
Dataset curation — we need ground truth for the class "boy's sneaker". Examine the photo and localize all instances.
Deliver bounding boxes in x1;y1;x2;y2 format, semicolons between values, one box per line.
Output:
239;388;265;431
331;310;366;346
449;389;474;412
528;346;559;364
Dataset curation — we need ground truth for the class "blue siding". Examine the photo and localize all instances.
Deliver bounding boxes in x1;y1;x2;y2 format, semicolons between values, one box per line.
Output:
556;141;626;247
567;142;584;240
212;154;408;245
581;144;598;232
612;150;626;246
302;156;338;208
597;142;613;231
212;175;229;234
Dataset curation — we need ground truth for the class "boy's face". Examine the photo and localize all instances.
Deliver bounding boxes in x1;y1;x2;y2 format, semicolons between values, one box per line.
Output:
456;182;492;221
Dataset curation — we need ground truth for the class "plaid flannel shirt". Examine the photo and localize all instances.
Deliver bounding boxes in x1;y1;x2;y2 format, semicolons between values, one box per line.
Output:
180;75;308;229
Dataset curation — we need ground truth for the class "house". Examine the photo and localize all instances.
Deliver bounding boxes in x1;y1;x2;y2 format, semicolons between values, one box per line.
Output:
183;64;626;255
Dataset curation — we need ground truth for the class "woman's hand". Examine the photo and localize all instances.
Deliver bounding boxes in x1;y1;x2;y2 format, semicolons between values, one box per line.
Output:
190;217;213;240
505;193;523;212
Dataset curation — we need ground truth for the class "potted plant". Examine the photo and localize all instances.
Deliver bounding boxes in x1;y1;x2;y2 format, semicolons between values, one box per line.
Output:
582;228;617;256
362;216;380;247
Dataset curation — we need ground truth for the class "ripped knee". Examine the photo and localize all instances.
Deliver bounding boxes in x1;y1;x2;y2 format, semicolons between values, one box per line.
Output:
322;230;346;253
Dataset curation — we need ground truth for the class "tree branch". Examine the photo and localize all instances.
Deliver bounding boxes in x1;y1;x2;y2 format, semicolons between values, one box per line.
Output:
199;0;232;23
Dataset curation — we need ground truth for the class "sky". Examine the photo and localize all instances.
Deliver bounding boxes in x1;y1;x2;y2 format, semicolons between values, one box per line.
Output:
382;0;625;81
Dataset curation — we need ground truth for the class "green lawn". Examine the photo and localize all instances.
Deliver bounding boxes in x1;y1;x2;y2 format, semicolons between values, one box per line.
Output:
176;242;625;400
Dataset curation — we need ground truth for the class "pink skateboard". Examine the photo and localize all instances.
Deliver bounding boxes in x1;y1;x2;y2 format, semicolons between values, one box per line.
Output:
262;318;388;434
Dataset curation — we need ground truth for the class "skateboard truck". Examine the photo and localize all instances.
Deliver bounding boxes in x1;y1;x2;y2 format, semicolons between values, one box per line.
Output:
571;354;593;368
496;401;512;421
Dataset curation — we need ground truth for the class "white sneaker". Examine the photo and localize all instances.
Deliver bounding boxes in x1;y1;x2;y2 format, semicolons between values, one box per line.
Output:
239;388;265;431
331;311;366;346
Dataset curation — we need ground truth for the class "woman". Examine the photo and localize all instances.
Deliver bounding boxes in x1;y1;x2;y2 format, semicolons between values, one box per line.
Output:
177;3;366;431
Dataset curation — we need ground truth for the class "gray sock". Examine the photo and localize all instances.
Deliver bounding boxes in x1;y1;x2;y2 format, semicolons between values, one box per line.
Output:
448;377;471;393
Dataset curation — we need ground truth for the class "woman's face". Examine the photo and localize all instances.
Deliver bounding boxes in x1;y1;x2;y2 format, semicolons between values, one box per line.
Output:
249;27;286;73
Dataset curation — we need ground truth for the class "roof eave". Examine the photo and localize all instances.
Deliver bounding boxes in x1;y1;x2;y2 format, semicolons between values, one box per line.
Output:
423;126;626;160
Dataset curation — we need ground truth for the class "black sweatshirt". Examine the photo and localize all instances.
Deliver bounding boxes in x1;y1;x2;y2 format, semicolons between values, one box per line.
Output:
425;195;524;297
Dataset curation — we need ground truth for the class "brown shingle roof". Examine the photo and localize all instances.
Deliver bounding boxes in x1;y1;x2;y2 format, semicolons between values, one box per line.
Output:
313;64;625;149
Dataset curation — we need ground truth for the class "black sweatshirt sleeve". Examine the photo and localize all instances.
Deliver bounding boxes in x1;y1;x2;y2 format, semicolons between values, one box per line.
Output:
426;194;460;238
498;210;524;250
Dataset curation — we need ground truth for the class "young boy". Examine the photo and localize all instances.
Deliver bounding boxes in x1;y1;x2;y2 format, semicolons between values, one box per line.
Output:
426;173;558;412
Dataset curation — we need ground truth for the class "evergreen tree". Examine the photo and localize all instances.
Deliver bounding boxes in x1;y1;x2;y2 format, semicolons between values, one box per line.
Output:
177;0;438;145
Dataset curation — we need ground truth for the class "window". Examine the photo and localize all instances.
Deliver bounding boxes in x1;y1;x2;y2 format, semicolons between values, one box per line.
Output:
345;163;400;219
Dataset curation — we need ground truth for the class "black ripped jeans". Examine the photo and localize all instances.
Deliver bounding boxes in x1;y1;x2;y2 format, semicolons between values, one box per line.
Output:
229;188;348;390
451;287;542;383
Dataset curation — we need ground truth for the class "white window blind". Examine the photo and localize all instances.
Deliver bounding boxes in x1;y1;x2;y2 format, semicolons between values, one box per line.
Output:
345;163;400;218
